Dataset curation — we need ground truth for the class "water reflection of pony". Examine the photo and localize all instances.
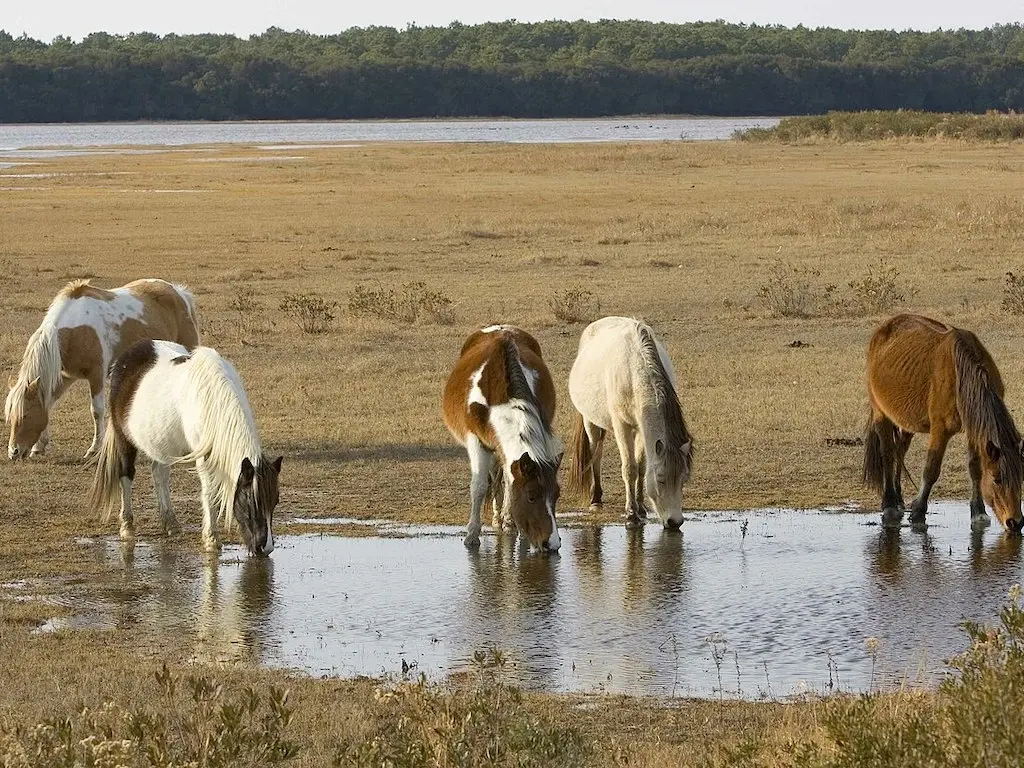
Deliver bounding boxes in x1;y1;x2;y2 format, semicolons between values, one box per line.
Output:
568;317;693;529
863;314;1023;533
195;556;276;664
442;325;562;552
5;279;199;460
90;339;281;554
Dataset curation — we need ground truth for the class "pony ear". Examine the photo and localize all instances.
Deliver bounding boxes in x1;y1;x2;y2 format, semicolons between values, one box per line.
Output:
1019;439;1024;459
986;440;1001;463
272;455;283;473
239;457;255;485
24;377;40;395
681;438;693;459
511;452;538;481
7;373;16;388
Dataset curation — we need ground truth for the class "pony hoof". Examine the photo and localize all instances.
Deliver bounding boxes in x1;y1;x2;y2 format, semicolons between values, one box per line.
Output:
164;523;182;537
463;533;481;548
625;514;644;530
202;537;221;553
119;526;135;540
588;502;603;513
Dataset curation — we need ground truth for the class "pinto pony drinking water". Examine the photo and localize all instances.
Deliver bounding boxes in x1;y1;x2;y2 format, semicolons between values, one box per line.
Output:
864;314;1024;533
568;316;693;529
442;325;563;552
90;340;281;555
5;279;200;460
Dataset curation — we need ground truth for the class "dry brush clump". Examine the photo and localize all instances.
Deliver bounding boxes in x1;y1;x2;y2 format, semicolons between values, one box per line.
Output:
279;292;338;334
1002;271;1024;316
738;110;1024;143
0;664;299;767
549;285;601;324
758;260;916;319
333;649;588;768
347;281;456;325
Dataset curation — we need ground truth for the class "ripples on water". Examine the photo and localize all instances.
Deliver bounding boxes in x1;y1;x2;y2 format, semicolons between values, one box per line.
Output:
0;117;779;153
26;501;1023;699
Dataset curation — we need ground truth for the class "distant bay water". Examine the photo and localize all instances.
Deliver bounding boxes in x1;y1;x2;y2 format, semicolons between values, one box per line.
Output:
0;117;779;153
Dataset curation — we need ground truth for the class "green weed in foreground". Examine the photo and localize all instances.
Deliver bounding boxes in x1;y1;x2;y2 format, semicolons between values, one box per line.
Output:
723;589;1024;768
334;649;589;768
0;665;299;767
737;111;1024;143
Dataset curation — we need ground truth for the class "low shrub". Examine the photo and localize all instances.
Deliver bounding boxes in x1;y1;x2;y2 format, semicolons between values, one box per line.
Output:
549;285;601;324
279;292;338;334
348;281;456;325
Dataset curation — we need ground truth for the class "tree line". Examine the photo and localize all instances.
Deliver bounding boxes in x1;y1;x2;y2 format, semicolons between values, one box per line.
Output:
1;21;1023;122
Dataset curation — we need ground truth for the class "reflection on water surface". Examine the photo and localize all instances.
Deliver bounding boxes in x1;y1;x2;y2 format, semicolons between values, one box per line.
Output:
41;502;1024;698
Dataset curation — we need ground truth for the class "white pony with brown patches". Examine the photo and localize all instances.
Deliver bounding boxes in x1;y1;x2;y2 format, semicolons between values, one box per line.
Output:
568;316;694;529
442;325;563;552
90;339;281;555
5;278;200;460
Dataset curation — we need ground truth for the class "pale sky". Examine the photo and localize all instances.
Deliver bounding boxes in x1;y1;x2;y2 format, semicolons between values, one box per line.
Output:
5;1;1022;43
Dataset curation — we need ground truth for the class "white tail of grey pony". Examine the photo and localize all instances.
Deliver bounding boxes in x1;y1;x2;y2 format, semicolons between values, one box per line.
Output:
567;316;693;529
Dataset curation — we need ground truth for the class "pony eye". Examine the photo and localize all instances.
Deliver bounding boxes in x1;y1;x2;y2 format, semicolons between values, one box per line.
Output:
994;475;1003;486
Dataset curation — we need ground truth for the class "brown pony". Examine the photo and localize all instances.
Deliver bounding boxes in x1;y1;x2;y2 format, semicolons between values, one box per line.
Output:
864;314;1023;533
442;325;563;552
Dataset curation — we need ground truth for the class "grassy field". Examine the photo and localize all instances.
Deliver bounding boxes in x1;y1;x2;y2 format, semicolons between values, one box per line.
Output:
3;138;1024;764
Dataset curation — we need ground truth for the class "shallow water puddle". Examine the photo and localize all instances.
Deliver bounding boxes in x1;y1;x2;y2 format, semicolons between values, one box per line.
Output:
43;500;1024;698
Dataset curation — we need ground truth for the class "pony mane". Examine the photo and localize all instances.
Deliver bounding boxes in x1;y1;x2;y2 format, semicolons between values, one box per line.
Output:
4;286;75;421
636;323;693;482
180;347;263;527
953;330;1023;489
493;336;561;468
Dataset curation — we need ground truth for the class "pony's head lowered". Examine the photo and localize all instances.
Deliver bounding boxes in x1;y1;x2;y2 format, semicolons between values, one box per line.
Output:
508;451;562;552
977;438;1024;534
233;455;283;556
645;434;693;530
5;375;48;460
638;325;694;529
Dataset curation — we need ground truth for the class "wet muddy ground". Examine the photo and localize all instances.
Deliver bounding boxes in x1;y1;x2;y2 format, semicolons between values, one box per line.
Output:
12;501;1023;699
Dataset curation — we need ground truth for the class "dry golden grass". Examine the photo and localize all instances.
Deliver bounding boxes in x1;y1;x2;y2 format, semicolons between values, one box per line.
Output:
3;138;1024;764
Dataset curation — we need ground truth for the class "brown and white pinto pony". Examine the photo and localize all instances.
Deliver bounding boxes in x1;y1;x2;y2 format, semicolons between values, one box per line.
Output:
90;339;281;555
5;278;200;460
864;314;1024;533
442;325;563;552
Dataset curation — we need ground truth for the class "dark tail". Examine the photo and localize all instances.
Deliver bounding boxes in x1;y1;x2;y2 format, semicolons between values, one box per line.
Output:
567;412;596;503
862;414;888;494
89;418;123;522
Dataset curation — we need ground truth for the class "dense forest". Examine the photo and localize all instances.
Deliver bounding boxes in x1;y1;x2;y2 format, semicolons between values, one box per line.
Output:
2;21;1024;121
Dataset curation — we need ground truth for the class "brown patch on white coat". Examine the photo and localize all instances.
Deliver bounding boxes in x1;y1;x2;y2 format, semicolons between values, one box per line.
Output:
442;326;562;552
6;278;200;460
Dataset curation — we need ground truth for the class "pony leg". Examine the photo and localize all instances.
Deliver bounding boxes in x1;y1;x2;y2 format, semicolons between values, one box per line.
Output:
584;422;605;509
196;457;221;552
909;431;951;524
151;461;180;535
488;457;503;529
866;415;904;526
613;423;642;527
117;444;138;539
84;383;105;459
464;435;492;548
966;444;992;529
634;438;649;519
31;376;71;456
893;429;913;508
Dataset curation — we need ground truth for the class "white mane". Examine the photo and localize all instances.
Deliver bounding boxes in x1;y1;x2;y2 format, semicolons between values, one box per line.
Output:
490;398;563;470
4;293;69;422
180;347;262;527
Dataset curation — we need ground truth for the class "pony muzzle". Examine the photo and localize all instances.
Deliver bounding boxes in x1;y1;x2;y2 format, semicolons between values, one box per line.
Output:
541;528;562;554
1006;517;1024;535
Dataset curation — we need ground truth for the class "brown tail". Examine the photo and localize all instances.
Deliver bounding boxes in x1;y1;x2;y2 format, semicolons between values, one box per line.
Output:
567;413;598;503
89;419;123;522
862;413;886;494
